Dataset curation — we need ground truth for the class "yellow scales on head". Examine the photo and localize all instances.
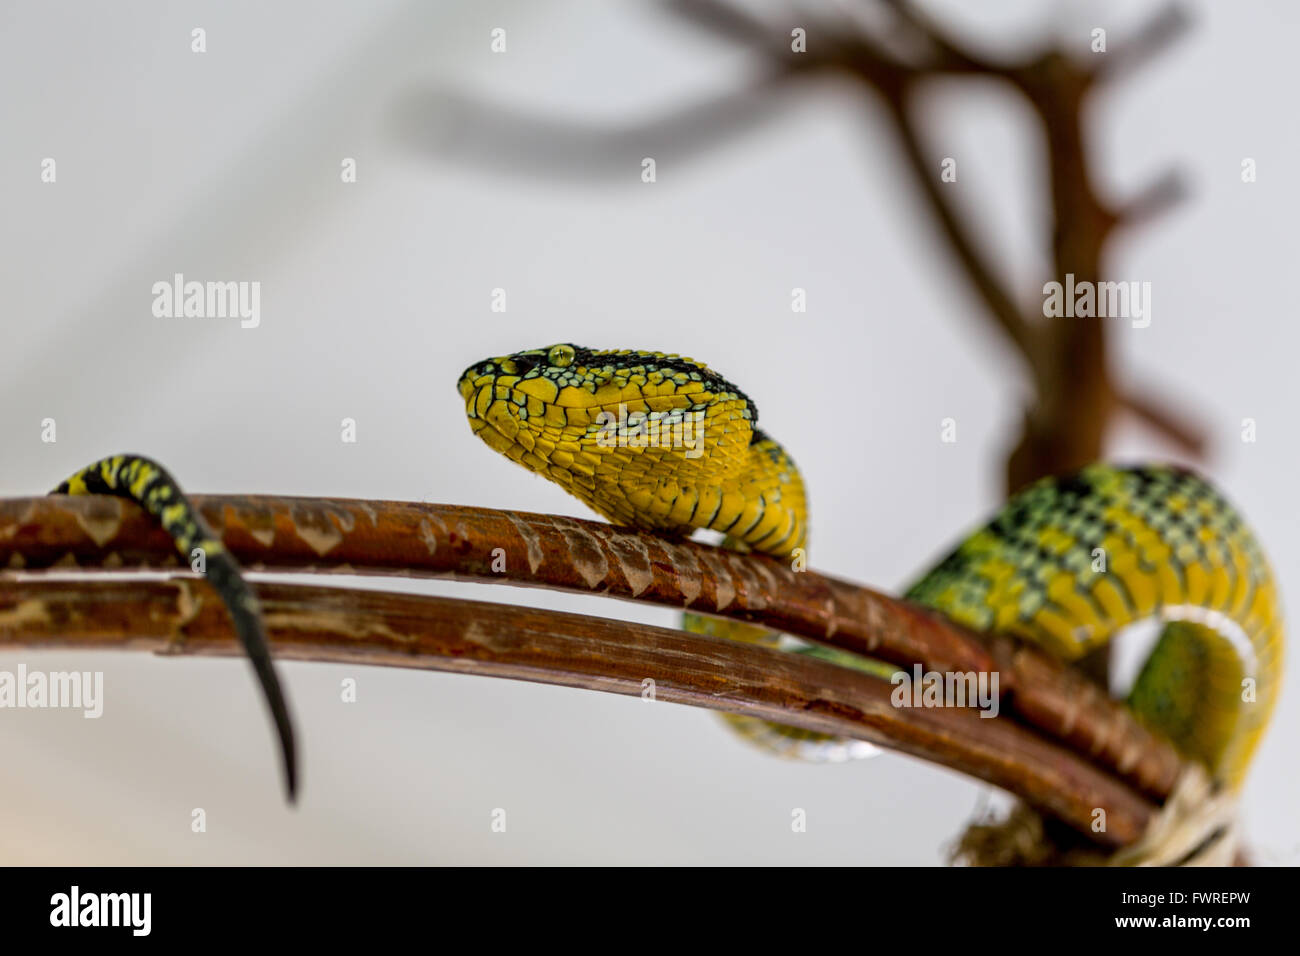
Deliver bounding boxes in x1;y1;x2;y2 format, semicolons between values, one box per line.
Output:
458;343;808;558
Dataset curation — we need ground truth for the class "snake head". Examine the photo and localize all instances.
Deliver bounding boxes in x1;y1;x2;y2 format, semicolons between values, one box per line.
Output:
456;344;766;532
457;345;610;446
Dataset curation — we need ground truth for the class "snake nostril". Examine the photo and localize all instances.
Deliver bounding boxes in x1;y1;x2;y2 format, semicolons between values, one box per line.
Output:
512;357;536;376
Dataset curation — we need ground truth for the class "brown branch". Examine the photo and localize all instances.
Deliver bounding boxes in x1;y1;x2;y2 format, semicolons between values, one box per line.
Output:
1114;169;1188;231
662;0;785;54
394;64;817;183
878;0;1023;75
1089;4;1192;83
0;494;1186;805
0;575;1159;846
1116;387;1209;457
881;94;1039;364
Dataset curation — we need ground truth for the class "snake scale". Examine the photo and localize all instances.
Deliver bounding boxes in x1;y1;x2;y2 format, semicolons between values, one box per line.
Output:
47;343;1282;818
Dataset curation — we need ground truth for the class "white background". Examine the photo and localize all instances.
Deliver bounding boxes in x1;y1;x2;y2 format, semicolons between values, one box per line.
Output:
1;0;1296;864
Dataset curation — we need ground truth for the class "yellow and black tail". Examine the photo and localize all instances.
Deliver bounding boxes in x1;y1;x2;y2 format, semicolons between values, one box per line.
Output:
54;454;297;799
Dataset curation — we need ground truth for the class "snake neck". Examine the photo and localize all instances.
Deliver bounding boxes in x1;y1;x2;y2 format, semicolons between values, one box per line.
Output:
564;429;808;559
711;431;808;558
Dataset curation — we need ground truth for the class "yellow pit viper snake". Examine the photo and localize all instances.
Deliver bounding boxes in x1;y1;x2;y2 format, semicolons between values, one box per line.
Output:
46;344;1282;821
457;343;1283;800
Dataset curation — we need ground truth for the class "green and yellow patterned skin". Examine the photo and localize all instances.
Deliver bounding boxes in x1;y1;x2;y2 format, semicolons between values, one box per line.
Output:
458;344;808;553
906;465;1281;787
459;344;1283;790
53;455;297;799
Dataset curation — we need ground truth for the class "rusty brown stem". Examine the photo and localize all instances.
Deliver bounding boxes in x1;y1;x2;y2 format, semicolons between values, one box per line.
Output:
0;574;1165;846
0;494;1186;808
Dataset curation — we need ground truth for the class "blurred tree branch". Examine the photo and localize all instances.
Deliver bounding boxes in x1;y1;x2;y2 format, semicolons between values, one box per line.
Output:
403;0;1204;479
669;0;1202;487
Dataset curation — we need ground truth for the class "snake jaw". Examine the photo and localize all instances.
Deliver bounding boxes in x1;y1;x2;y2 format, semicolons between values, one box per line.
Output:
457;371;477;404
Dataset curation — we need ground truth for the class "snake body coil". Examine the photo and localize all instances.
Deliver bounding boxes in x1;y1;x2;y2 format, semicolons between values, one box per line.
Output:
459;344;1282;790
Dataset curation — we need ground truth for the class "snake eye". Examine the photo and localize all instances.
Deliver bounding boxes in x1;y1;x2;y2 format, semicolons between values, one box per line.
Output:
548;344;575;368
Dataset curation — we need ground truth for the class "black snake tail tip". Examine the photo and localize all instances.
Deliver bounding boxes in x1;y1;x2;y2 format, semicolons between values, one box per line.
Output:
208;553;298;803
